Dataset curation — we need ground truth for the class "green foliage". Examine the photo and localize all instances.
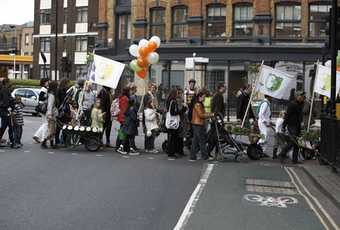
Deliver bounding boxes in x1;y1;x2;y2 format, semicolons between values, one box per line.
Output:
10;79;40;88
86;53;94;65
300;129;320;142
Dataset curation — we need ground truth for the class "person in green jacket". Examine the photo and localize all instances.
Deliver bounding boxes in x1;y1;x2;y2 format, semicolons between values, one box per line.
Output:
203;89;212;113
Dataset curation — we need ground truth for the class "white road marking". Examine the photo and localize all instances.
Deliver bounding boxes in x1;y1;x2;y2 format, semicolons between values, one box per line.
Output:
244;194;298;208
285;167;340;230
24;150;30;153
147;157;155;160
174;163;215;230
96;154;104;157
122;156;130;159
0;150;5;153
48;152;55;154
71;153;78;156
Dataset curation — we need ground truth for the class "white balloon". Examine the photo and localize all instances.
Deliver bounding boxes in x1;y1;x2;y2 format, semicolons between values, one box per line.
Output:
129;44;139;57
150;36;161;48
147;52;160;64
138;39;148;48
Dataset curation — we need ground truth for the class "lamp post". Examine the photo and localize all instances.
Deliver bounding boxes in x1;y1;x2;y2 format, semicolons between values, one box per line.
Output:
192;52;196;81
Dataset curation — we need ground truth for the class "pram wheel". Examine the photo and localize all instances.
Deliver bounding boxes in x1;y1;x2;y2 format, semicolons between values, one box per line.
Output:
85;137;101;152
246;144;262;160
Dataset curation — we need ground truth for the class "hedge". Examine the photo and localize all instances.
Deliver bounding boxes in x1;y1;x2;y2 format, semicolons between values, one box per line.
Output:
10;79;40;88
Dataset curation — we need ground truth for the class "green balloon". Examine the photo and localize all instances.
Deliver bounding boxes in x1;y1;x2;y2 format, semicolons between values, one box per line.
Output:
130;60;142;72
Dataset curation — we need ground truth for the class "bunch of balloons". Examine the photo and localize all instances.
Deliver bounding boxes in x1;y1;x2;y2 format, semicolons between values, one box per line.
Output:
129;36;161;79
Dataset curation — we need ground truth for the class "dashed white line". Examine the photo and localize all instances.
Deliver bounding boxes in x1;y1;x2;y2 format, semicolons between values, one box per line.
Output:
174;163;215;230
71;153;79;156
24;150;31;153
48;152;55;155
0;150;5;153
147;157;155;160
95;154;104;157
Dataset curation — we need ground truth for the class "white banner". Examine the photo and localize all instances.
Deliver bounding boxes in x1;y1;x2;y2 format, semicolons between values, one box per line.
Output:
256;65;296;100
88;54;125;89
314;64;340;98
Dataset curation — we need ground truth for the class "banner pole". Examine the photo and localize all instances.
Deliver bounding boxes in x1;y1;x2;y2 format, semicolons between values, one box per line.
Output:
307;61;319;132
241;60;264;128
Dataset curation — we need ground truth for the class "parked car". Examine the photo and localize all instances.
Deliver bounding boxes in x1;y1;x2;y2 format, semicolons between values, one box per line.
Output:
11;88;41;116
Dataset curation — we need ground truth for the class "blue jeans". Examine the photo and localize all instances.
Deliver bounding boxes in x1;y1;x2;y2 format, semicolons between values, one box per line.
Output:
191;125;208;160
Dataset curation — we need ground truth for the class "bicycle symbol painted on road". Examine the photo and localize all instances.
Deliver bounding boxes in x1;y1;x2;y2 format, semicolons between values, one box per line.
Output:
244;194;298;208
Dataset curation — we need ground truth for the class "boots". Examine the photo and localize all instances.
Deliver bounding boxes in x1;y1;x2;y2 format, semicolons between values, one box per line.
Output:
41;139;48;149
272;148;278;159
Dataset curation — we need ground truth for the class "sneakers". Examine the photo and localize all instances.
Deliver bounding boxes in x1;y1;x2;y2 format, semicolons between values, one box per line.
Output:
117;146;127;155
129;148;140;156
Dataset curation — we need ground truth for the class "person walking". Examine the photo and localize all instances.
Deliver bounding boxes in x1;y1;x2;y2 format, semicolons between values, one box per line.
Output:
190;91;213;161
116;87;130;151
144;99;160;153
166;89;186;159
0;78;14;146
98;86;114;147
41;81;59;149
184;79;197;106
11;95;24;148
279;92;305;164
128;84;139;150
79;81;96;126
176;88;188;156
208;84;226;156
33;78;49;143
257;95;272;155
236;85;255;122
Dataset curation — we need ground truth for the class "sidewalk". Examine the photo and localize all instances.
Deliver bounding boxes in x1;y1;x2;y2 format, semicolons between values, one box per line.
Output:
300;163;340;209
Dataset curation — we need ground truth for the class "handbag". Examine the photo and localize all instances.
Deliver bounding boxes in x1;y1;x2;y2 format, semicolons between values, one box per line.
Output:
35;102;47;114
165;101;180;130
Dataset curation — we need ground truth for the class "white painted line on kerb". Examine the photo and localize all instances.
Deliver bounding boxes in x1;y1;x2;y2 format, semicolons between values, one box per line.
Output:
71;153;78;156
285;167;340;230
174;163;215;230
48;152;55;155
24;150;30;153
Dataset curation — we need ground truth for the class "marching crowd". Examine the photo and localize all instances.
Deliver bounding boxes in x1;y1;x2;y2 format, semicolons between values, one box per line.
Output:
0;76;307;163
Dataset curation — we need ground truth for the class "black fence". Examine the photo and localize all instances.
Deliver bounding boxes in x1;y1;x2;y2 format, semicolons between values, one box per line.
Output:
320;117;340;171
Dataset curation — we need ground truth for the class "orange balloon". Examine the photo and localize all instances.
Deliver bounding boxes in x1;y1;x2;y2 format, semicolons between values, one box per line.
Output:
139;47;149;57
136;70;147;79
137;58;149;68
147;41;157;52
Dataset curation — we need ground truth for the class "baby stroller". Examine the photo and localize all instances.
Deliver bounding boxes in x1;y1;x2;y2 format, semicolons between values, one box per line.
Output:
208;113;263;161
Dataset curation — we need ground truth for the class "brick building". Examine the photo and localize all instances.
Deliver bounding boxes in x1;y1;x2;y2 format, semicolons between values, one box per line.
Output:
110;0;332;97
33;0;99;80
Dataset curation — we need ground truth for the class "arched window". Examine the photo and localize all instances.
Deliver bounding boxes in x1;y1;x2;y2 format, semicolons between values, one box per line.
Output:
207;4;226;38
172;6;188;39
233;4;253;38
275;3;301;38
150;8;166;40
309;2;331;38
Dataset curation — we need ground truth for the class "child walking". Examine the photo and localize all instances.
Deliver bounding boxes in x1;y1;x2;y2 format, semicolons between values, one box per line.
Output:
273;111;285;159
12;96;24;148
144;99;160;153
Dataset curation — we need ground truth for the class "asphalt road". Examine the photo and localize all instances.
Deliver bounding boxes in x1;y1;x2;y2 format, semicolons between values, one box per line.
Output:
0;116;331;230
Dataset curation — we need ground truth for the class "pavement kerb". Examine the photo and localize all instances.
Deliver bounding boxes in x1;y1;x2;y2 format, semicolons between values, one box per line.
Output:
299;165;340;210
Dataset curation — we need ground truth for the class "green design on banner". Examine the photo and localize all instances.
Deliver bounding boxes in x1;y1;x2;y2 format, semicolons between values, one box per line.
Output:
265;73;284;92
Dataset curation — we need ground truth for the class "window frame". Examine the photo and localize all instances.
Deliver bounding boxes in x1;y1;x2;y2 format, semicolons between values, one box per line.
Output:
275;3;302;39
75;65;88;79
150;7;166;41
40;9;51;25
40;37;50;53
25;33;30;46
232;3;254;39
40;65;50;79
206;4;227;39
64;8;68;24
171;6;188;40
308;2;332;39
77;7;88;23
75;36;88;52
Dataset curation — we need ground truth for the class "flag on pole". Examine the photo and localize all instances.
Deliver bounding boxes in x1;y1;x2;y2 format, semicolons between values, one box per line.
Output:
256;65;296;100
314;64;340;98
87;54;125;89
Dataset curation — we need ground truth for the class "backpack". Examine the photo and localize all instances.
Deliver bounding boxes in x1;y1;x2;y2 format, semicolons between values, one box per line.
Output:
255;100;270;119
111;98;120;117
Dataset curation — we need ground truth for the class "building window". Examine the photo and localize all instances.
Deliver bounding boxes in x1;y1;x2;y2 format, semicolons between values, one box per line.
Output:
25;33;29;46
64;9;68;24
172;7;188;39
207;5;226;38
150;8;165;40
77;7;88;23
40;65;50;79
275;4;302;38
309;4;331;38
40;37;50;52
40;9;51;25
76;36;87;52
233;5;253;38
76;65;88;79
118;14;131;40
205;70;225;92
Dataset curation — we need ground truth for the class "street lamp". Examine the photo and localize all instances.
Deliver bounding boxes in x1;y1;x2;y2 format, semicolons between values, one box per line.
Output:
193;52;197;81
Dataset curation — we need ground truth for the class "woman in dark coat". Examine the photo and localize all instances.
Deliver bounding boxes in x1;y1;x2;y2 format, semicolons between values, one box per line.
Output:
236;85;255;121
120;99;139;155
166;89;186;159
